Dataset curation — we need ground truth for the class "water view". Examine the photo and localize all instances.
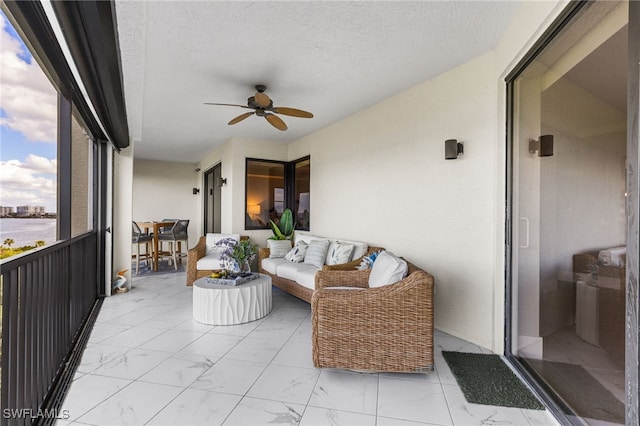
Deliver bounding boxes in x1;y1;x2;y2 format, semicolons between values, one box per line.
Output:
0;218;57;248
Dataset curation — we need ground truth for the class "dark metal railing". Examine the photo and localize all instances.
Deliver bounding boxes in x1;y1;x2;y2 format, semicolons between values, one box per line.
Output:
1;233;99;426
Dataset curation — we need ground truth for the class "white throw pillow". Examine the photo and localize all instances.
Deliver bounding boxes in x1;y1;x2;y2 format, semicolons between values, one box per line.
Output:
304;239;330;268
326;241;355;265
368;250;408;288
268;239;293;258
285;241;308;263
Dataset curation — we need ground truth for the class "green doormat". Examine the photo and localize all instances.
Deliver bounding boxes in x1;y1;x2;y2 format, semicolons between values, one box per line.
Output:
526;359;624;424
442;351;544;410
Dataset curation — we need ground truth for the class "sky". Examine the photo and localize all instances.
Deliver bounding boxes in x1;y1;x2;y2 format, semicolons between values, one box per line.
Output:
0;11;58;213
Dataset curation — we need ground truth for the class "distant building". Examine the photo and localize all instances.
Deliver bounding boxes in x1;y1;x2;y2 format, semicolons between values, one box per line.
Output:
16;205;46;217
0;206;15;217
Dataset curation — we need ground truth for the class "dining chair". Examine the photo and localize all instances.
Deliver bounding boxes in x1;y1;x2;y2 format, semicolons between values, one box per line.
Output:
158;218;178;236
132;221;154;275
158;219;190;270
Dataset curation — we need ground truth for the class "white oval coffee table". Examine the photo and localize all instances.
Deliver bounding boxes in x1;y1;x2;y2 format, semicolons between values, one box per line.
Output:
192;274;272;325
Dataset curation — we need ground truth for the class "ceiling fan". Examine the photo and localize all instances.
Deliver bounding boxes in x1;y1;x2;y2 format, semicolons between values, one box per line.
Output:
204;84;313;131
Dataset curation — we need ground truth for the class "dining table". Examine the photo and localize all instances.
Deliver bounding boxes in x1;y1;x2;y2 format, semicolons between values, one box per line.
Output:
136;220;176;271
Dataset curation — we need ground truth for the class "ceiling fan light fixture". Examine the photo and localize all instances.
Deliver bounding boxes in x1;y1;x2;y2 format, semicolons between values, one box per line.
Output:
254;92;270;107
205;84;312;131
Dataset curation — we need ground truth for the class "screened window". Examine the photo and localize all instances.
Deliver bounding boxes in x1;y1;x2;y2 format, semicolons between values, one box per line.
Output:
0;10;58;256
71;114;94;236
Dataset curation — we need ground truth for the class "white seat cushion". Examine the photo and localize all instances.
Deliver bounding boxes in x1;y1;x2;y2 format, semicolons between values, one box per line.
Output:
196;252;225;270
277;262;313;282
368;250;408;288
295;265;321;289
261;257;287;275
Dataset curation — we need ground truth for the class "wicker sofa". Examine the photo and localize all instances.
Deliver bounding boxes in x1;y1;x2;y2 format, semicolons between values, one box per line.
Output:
258;232;376;303
311;261;435;373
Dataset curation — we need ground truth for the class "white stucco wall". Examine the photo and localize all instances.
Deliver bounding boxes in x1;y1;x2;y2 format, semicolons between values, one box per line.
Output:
197;137;289;246
286;52;499;348
113;145;134;287
131;159;200;247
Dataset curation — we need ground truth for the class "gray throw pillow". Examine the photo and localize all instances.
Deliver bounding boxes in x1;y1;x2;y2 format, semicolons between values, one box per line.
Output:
304;239;330;268
268;239;292;258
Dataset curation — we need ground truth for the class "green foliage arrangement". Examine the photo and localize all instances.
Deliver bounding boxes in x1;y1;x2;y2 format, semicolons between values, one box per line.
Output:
0;240;47;259
269;208;295;240
231;239;259;266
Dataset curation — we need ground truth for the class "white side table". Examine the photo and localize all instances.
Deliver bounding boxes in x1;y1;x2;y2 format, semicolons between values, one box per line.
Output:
192;274;272;325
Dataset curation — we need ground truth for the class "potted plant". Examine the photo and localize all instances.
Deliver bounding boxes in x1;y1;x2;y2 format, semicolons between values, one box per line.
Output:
220;239;258;274
269;208;295;240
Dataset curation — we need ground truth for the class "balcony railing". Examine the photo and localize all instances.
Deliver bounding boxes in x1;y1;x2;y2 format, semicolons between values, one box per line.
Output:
1;233;100;426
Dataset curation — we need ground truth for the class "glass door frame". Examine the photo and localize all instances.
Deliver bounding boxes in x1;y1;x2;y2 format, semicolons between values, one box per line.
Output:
503;1;640;424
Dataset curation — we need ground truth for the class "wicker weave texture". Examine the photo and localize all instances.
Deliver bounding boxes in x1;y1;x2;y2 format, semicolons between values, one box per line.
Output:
258;247;314;302
186;235;249;286
311;263;434;373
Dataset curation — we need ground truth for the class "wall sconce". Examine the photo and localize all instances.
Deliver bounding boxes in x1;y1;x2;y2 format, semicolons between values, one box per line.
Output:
192;188;200;195
216;177;227;187
445;139;464;160
529;135;554;157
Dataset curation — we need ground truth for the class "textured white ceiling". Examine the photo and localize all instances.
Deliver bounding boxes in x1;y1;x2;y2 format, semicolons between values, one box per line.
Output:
115;1;520;163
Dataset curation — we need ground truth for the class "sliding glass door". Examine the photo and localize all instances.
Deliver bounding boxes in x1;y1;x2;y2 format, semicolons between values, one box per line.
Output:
508;1;632;424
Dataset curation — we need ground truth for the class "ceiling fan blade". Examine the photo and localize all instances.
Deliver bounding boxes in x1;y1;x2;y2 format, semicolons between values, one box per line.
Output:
272;107;314;118
228;112;255;125
204;102;253;109
265;113;287;131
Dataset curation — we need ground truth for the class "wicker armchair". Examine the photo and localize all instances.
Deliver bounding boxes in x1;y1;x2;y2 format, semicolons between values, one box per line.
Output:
311;261;434;373
186;235;248;286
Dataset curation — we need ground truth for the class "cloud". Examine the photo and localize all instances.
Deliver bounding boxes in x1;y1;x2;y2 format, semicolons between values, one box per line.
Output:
24;154;57;174
0;156;56;212
0;13;57;143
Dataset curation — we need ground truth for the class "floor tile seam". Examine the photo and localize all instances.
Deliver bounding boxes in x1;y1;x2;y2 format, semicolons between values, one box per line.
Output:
298;363;326;421
305;401;377;417
141;385;193;426
222;351;279;365
435;379;458;426
70;377;140;424
238;356;283;403
183;329;246;359
269;360;318;370
100;328;171;348
219;394;246;426
90;351;177;381
135;374;202;390
137;332;209;353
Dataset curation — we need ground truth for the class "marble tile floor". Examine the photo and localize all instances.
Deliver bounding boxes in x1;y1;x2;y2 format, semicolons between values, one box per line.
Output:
57;272;559;426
